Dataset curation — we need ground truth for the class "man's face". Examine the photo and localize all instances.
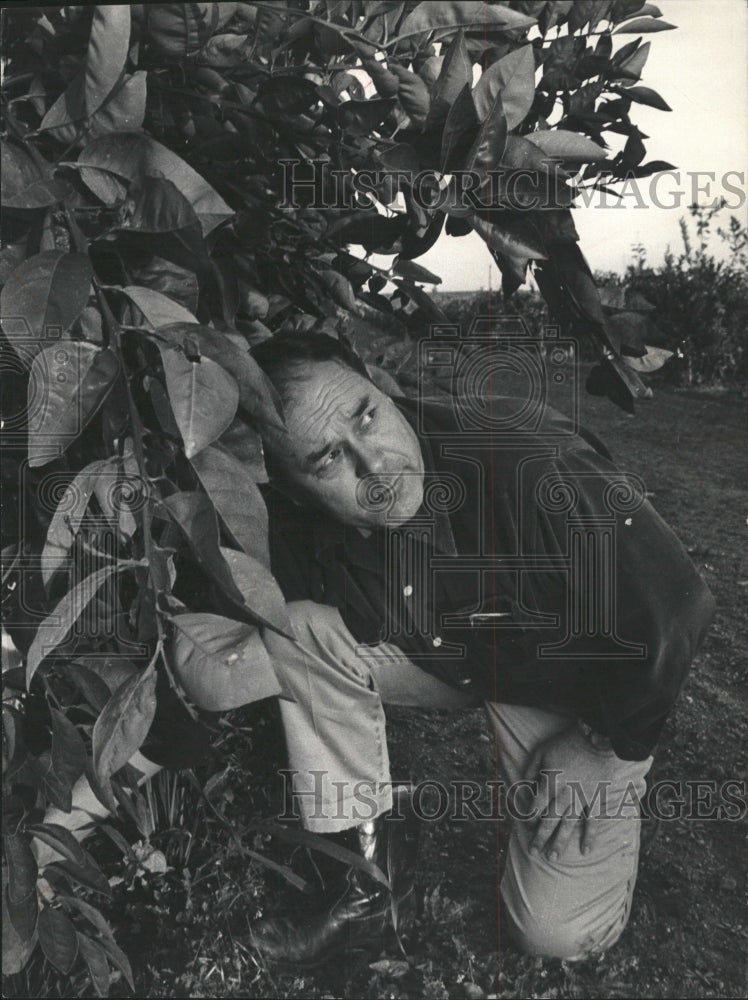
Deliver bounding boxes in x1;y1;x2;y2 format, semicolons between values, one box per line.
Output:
264;360;425;529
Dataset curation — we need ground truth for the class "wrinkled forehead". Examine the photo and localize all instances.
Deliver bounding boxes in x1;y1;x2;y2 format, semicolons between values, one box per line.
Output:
263;359;374;458
281;359;368;411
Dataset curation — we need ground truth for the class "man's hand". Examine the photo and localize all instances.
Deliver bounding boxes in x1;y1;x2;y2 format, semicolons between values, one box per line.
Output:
520;724;621;862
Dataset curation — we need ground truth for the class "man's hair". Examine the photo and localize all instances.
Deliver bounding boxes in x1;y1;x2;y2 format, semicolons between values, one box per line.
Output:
251;331;370;405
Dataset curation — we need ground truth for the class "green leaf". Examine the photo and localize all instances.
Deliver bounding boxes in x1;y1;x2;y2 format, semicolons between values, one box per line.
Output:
393;260;442;285
65;662;117;714
218;416;267;483
59;895;115;941
567;0;604;33
470;213;546;262
4;833;38;904
2;707;20;772
611;37;642;65
145;2;217;59
38;907;79;975
170;613;280;711
325;212;408;254
129;257;198;315
426;30;473;129
120;286;198;329
98;933;134;990
161;491;245;606
388;64;431;129
359;57;400;99
614;16;675;32
77;165;129;205
1;251;92;358
77;132;234;235
118;176;202;234
2;870;38;976
26;566;118;685
85;71;147;140
257;76;320;116
623;345;673;372
619;85;672;111
614;40;650;83
610;0;647;20
46;848;112;898
220;547;290;634
392;279;450;323
1;143;67;210
28;344;119;467
400;2;537;36
156;323;283;428
441;83;479;172
258;822;391;890
25;824;86;869
40;7;132;143
337;98;397;136
42;459;112;586
464;92;508;181
527;130;607;163
190;444;270;567
472;45;536;130
50;707;87;790
496;136;574;209
76;933;110;998
72;656;138;695
158;345;239;459
92;665;157;787
4;884;38;954
199;31;249;68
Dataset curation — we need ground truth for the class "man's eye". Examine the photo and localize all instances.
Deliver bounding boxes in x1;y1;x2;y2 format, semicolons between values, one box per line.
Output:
361;408;377;429
315;448;340;477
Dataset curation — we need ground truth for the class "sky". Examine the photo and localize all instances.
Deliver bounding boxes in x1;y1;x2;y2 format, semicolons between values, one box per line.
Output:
413;0;748;290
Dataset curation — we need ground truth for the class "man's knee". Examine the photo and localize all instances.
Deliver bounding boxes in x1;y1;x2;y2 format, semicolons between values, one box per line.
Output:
501;900;626;960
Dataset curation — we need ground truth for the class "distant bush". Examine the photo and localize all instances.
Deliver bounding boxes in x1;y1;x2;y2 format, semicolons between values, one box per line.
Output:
438;288;550;338
625;205;747;388
439;205;747;390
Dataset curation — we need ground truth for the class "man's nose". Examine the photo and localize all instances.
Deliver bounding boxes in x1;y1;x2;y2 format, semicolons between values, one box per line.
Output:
353;443;387;478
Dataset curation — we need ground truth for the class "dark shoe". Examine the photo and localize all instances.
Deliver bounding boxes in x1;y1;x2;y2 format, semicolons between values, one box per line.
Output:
249;785;420;968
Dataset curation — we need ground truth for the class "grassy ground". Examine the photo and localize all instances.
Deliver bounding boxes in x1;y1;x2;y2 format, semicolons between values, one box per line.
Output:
6;379;745;1000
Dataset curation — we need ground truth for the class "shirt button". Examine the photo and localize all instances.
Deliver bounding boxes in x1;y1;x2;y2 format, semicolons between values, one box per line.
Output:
403;585;413;597
432;636;442;648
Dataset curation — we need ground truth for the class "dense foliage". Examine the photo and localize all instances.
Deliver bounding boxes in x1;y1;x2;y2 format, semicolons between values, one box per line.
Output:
2;2;683;993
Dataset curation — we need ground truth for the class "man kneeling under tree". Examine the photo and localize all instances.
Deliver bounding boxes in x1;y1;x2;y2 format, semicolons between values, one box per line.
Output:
244;330;715;967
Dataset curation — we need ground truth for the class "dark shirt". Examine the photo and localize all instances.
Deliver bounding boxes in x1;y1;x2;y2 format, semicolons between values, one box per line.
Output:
266;396;715;761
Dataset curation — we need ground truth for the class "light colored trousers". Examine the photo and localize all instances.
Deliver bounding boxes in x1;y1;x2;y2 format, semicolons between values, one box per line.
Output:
265;600;653;961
